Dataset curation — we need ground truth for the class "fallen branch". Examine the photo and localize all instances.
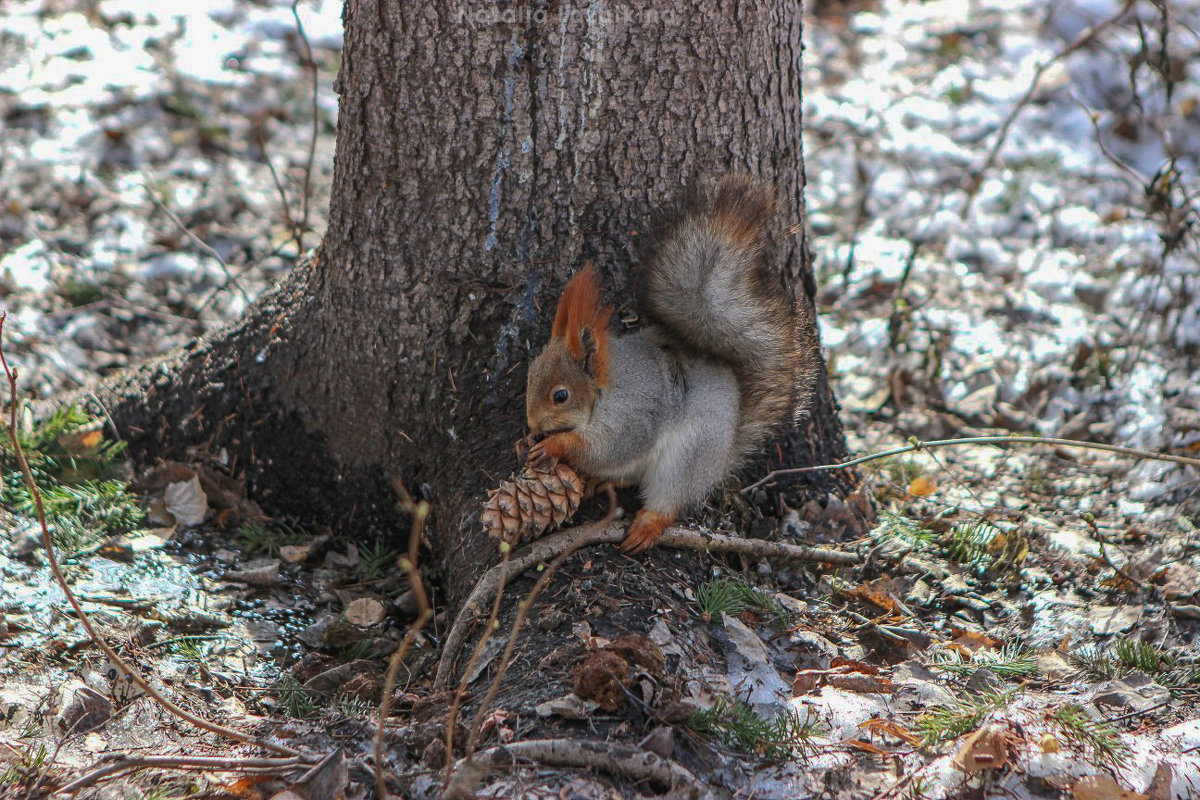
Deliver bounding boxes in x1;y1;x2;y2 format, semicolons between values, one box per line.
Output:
442;738;709;800
0;314;312;765
742;434;1200;494
433;522;860;690
56;755;310;795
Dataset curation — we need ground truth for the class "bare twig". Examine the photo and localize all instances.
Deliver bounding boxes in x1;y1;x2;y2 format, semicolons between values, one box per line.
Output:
291;0;319;252
442;543;511;789
432;520;860;691
459;487;617;773
742;434;1200;494
442;738;707;800
57;755;309;795
255;122;302;250
0;314;308;763
1105;698;1172;724
374;481;434;799
961;0;1137;218
1083;512;1144;590
142;184;251;304
462;535;596;757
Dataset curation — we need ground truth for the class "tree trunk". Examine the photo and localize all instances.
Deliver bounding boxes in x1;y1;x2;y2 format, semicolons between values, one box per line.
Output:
98;1;850;614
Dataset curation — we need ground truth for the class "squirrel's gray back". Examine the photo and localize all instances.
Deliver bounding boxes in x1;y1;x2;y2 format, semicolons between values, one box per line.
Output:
638;175;802;456
583;332;741;486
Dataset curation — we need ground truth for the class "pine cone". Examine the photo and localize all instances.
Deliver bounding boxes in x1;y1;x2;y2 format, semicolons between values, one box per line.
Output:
482;462;584;545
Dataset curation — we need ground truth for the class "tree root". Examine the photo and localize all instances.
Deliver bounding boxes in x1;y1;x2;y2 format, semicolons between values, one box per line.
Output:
432;522;861;690
442;738;710;800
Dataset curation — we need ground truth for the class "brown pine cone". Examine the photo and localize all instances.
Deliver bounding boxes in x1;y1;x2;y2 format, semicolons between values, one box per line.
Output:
481;461;584;545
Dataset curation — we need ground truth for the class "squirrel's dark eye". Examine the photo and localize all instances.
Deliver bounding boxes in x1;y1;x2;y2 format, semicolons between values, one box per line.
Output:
553;388;569;404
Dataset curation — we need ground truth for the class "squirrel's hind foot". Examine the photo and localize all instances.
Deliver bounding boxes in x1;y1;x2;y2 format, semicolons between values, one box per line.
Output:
619;509;674;554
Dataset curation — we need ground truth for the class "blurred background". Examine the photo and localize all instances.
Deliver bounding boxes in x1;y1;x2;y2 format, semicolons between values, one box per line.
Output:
0;0;1197;508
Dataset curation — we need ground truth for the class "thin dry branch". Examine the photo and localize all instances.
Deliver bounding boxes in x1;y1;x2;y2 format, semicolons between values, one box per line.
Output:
0;314;311;764
255;122;302;251
461;485;616;770
742;434;1200;494
443;546;511;789
291;0;319;252
374;481;434;799
463;540;587;755
960;0;1137;218
142;184;251;304
56;755;310;795
442;738;708;800
432;522;860;691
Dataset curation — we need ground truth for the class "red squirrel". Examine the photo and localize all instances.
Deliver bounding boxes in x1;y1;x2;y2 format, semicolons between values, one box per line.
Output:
524;175;803;553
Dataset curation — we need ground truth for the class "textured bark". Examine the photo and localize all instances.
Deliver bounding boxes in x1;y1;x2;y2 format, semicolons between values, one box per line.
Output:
96;0;852;609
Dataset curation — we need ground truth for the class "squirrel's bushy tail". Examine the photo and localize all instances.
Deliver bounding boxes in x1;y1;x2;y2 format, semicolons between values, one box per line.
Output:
640;174;802;455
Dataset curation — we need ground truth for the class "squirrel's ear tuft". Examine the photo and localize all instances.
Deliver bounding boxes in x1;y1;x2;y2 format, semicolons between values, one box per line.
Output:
550;262;612;384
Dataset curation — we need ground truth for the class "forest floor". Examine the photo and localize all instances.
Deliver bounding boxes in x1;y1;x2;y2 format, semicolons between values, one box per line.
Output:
1;0;1199;799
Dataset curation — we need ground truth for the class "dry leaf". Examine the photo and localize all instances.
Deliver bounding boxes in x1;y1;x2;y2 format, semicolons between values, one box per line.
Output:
859;717;921;746
951;628;999;652
280;544;313;564
1072;775;1148;800
795;662;894;696
58;428;103;452
343;597;386;628
842;578;907;616
164;476;209;528
844;738;892;754
907;475;937;496
952;724;1009;774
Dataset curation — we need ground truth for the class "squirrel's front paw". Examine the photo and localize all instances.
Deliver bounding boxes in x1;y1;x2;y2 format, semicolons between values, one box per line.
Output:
514;432;542;464
526;431;582;470
619;509;674;554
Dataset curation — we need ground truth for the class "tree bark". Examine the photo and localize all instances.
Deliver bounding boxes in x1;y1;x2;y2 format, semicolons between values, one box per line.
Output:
96;1;852;609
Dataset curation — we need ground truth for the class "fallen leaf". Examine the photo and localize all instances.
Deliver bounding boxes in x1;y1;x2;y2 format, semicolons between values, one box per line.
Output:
859;717;921;746
841;578;908;616
952;628;999;652
57;681;111;733
1159;563;1200;600
952;724;1010;774
1072;774;1148;800
534;694;599;720
908;475;937;496
1086;605;1142;636
343;598;386;628
794;662;894;695
844;738;893;754
280;544;314;563
1146;763;1173;800
58;428;103;452
273;749;347;800
164;476;209;528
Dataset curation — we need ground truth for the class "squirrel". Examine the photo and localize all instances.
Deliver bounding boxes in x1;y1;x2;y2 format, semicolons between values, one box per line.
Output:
524;174;803;553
